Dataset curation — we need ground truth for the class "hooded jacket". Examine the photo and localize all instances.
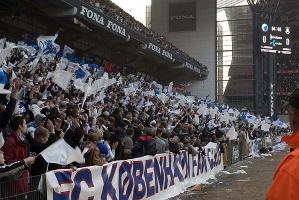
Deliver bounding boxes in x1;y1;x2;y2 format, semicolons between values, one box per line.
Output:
267;131;299;200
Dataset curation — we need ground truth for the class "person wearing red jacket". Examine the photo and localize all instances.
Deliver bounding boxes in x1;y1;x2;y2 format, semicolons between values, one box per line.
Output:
2;115;29;195
267;89;299;200
104;61;113;74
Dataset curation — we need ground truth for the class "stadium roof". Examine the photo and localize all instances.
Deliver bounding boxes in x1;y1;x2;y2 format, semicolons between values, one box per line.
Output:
0;0;209;82
46;0;208;76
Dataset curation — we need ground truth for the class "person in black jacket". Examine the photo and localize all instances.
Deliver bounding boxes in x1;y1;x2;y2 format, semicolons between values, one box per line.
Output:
63;104;85;148
27;127;59;176
0;150;35;179
133;127;157;158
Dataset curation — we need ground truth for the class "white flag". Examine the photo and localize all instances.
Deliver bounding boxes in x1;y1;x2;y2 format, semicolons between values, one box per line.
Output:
40;139;85;165
52;70;73;90
226;127;238;140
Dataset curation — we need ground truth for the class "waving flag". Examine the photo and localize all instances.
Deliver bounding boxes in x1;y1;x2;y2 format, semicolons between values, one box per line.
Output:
37;34;60;55
75;66;90;81
40;139;85;165
52;69;73;90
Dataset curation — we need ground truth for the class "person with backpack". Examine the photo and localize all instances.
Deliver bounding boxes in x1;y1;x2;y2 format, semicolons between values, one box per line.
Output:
133;127;157;158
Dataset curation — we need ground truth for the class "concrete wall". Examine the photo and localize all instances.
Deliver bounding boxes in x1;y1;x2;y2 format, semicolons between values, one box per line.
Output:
151;0;216;99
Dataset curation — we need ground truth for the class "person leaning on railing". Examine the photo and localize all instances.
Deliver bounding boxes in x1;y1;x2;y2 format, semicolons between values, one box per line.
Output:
0;150;35;179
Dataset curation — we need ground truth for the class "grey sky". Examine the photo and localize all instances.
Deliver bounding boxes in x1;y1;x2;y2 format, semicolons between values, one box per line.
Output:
111;0;151;25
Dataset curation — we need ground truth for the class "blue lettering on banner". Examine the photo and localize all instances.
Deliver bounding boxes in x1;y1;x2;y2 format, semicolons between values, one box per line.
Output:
180;151;190;178
101;164;118;200
163;154;174;189
173;155;184;182
132;161;146;200
144;159;155;197
53;171;73;200
198;153;208;174
72;169;94;200
153;156;165;192
207;149;214;170
47;146;223;200
54;192;70;200
118;161;133;200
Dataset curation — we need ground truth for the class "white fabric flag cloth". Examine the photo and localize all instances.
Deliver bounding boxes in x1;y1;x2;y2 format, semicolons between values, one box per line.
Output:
204;142;218;150
261;123;271;132
40;139;85;165
52;70;73;90
226;127;238;140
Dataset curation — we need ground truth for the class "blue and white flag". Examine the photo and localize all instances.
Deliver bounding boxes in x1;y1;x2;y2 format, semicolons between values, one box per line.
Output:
0;68;8;86
40;139;85;165
37;34;60;55
137;92;145;109
75;66;90;82
89;64;99;69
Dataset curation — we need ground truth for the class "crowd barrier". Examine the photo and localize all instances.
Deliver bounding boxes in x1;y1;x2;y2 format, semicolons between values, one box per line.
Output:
0;136;280;200
46;146;223;200
0;175;46;200
0;145;222;200
221;136;278;168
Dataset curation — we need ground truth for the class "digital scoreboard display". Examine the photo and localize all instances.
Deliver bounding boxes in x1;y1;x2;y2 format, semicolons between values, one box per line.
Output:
260;23;291;54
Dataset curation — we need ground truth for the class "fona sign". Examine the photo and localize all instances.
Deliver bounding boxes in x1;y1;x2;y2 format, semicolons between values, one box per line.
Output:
80;6;126;37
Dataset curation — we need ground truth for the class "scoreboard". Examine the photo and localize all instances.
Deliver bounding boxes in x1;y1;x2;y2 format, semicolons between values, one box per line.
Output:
260;23;291;54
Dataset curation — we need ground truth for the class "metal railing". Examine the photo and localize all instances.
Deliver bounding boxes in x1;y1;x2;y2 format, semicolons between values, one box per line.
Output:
0;175;46;200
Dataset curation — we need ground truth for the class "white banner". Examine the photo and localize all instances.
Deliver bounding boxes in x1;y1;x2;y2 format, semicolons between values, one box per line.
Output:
46;145;223;200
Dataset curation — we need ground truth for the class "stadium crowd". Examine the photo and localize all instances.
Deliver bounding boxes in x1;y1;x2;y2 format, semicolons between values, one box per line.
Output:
277;75;299;94
0;36;288;196
276;46;299;114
